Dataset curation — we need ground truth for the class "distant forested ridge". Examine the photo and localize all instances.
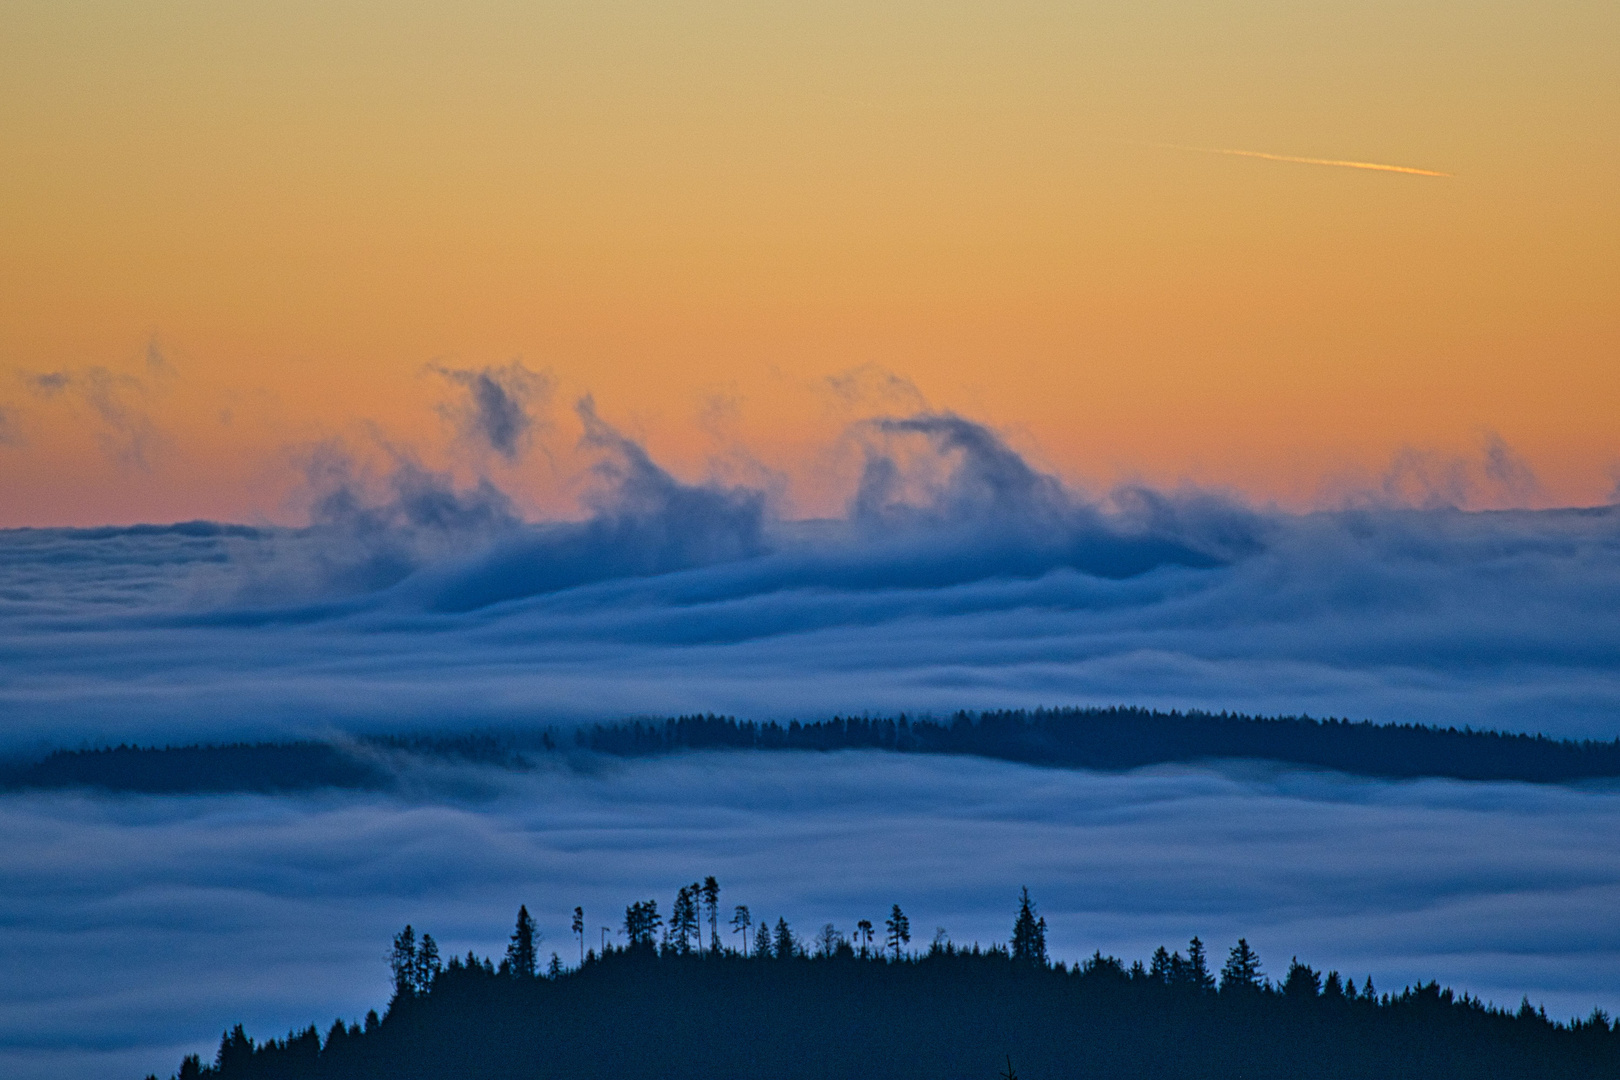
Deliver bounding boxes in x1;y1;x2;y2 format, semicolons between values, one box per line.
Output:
154;888;1620;1080
8;708;1620;795
0;734;531;794
574;708;1620;783
0;742;392;794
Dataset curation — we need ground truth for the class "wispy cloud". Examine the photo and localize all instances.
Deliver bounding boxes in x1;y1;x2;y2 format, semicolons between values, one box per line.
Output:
1149;143;1452;178
429;360;553;463
24;365;167;469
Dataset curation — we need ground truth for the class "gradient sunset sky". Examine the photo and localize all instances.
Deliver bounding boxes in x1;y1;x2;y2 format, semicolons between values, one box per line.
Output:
2;0;1615;526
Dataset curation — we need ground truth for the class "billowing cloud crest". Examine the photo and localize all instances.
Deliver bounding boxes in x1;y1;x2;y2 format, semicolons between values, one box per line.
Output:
0;410;1613;748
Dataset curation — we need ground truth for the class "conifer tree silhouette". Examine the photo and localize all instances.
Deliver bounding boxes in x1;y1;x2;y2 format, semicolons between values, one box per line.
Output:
624;900;662;948
413;933;441;993
885;905;910;960
774;917;796;959
1010;887;1047;966
1221;938;1263;991
506;906;538;978
703;876;721;952
390;926;417;999
1186;937;1214;991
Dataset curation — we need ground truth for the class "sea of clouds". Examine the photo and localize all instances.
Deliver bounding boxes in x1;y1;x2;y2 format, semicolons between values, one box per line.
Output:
2;400;1618;749
3;384;1620;1079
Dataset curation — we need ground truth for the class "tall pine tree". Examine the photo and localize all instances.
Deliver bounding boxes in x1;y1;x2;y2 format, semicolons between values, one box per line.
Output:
506;906;538;978
1010;888;1047;966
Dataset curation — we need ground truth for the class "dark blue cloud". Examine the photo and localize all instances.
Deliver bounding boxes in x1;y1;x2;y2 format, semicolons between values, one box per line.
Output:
430;360;551;462
418;399;769;611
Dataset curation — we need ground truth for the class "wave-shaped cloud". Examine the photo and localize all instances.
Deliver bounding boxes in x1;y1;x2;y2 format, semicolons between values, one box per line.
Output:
0;411;1616;751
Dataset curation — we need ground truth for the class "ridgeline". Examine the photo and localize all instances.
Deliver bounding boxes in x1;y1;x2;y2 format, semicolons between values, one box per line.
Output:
8;708;1620;794
155;889;1620;1080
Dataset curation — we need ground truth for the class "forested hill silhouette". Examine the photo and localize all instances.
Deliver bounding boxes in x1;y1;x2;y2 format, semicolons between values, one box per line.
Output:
155;888;1620;1080
11;708;1620;794
574;709;1620;783
0;734;530;794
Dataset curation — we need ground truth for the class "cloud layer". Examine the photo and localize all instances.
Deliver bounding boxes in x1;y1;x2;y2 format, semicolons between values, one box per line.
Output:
0;411;1617;750
2;413;1618;1079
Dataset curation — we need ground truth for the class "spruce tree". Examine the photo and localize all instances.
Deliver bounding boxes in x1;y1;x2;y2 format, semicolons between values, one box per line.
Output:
1220;938;1263;991
1010;888;1047;966
670;886;698;953
506;906;539;978
1186;937;1214;991
390;926;417;999
413;932;441;993
624;900;662;948
1283;957;1321;999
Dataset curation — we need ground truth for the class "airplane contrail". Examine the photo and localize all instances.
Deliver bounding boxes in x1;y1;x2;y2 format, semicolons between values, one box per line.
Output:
1149;143;1452;178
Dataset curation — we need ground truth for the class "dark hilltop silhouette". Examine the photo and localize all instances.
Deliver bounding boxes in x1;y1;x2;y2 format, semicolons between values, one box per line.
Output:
152;884;1620;1080
12;707;1620;795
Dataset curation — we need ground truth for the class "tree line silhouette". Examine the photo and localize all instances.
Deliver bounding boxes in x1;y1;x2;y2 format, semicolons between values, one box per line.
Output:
152;881;1620;1080
572;708;1620;783
13;708;1620;796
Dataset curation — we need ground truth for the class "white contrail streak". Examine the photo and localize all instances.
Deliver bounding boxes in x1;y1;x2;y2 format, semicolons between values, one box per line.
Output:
1150;143;1452;178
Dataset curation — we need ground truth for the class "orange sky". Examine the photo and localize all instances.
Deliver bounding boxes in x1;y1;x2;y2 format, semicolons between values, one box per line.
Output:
1;0;1616;526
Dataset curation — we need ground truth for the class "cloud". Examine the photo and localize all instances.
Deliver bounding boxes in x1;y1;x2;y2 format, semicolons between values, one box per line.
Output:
0;405;20;448
264;439;523;598
1339;433;1549;511
1482;432;1542;504
0;410;1615;756
2;753;1618;1080
145;339;173;376
824;364;929;416
26;366;165;470
852;413;1069;526
430;360;552;462
415;399;769;611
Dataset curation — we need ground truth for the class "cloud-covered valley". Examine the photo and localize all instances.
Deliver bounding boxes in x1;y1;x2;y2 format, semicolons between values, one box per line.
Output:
4;408;1620;1080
